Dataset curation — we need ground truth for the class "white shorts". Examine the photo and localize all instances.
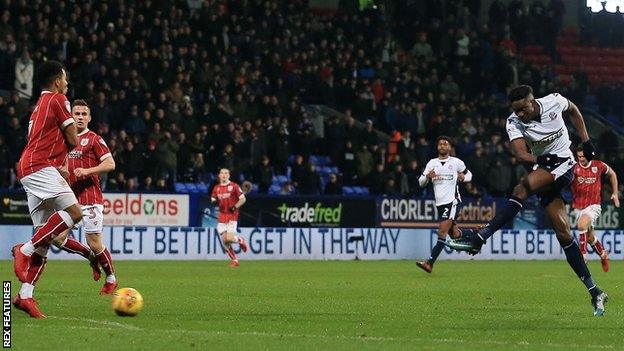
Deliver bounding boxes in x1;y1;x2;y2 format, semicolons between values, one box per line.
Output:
217;221;238;234
20;167;78;227
79;204;104;234
575;204;602;228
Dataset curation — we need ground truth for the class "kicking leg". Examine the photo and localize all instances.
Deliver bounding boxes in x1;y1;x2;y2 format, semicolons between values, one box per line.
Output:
447;169;554;254
546;198;607;316
54;228;101;281
87;233;117;294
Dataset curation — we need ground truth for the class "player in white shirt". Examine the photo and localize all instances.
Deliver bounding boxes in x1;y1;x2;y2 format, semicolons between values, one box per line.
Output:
447;85;608;316
415;136;472;273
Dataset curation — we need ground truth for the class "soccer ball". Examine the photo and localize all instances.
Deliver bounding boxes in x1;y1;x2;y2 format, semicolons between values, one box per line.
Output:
111;288;144;317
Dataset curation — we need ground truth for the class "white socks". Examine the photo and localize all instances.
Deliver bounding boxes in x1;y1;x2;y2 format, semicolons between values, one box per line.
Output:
19;283;34;299
20;241;35;256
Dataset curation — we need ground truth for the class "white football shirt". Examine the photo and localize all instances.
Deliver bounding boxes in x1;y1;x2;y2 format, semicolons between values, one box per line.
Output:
420;156;468;206
506;93;573;159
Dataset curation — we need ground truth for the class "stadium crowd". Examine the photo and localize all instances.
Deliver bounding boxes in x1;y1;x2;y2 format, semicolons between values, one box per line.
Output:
0;0;622;199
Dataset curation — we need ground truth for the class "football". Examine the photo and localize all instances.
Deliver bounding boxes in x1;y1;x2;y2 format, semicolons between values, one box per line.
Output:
111;288;144;317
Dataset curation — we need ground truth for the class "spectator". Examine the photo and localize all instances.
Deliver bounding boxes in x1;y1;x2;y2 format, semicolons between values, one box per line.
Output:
488;158;512;197
299;163;321;195
157;131;179;183
355;145;374;183
405;159;422;195
14;48;33;100
255;155;274;193
368;164;386;195
359;120;379;148
411;32;433;61
290;155;306;188
393;164;410;195
324;173;342;195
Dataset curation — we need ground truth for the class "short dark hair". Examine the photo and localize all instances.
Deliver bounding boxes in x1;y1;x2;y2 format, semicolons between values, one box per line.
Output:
38;60;65;88
508;85;533;102
437;135;453;146
73;99;89;108
576;144;584;153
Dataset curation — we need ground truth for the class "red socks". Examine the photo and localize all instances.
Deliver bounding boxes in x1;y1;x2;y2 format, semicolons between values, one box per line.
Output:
592;239;605;256
579;232;587;254
226;247;237;261
60;237;91;258
26;252;48;285
32;212;72;247
96;247;115;276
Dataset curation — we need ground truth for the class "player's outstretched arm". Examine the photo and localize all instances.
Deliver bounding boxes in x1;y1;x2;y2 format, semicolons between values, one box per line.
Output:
605;163;620;207
566;100;597;159
566;100;590;142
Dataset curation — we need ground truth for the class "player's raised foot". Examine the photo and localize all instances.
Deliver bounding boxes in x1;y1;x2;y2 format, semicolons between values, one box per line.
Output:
229;260;240;267
12;244;30;283
88;252;102;281
100;281;118;295
445;230;484;255
591;292;609;316
600;252;609;272
416;261;432;273
238;237;248;253
13;296;46;319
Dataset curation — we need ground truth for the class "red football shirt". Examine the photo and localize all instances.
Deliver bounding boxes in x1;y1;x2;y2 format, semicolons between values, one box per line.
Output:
68;130;112;205
211;181;244;222
17;91;74;179
571;160;610;209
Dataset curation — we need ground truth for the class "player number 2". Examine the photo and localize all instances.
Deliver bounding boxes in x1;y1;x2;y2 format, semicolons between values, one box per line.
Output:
443;208;449;217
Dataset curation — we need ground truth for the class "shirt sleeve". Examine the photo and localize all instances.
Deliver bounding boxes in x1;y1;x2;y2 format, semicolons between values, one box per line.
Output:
457;159;467;173
601;161;611;175
552;93;570;112
506;119;523;142
93;135;112;161
234;183;244;198
53;94;74;129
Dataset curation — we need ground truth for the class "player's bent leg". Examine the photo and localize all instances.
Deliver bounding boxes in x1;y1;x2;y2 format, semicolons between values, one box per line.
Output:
546;198;607;315
220;232;239;266
447;169;554;254
587;227;609;272
417;220;453;273
52;228;100;280
576;214;592;257
87;233;117;294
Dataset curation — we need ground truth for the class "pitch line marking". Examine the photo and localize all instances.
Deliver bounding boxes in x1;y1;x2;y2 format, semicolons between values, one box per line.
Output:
23;319;617;349
47;316;140;330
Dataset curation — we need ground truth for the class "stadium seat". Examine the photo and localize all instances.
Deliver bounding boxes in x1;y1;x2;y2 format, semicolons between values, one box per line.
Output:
197;183;208;193
269;185;281;194
174;183;187;193
342;186;354;195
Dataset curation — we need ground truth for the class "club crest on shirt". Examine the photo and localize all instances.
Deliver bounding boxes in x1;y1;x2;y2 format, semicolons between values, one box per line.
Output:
81;138;89;146
548;112;556;120
591;166;598;173
227;185;233;191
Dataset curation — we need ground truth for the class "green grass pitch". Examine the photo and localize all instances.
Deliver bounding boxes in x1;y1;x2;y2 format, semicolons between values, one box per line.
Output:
2;260;623;350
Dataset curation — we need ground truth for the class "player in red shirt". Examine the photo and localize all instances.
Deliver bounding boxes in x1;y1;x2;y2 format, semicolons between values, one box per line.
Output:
52;99;118;294
12;61;84;318
572;146;620;272
211;168;249;267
